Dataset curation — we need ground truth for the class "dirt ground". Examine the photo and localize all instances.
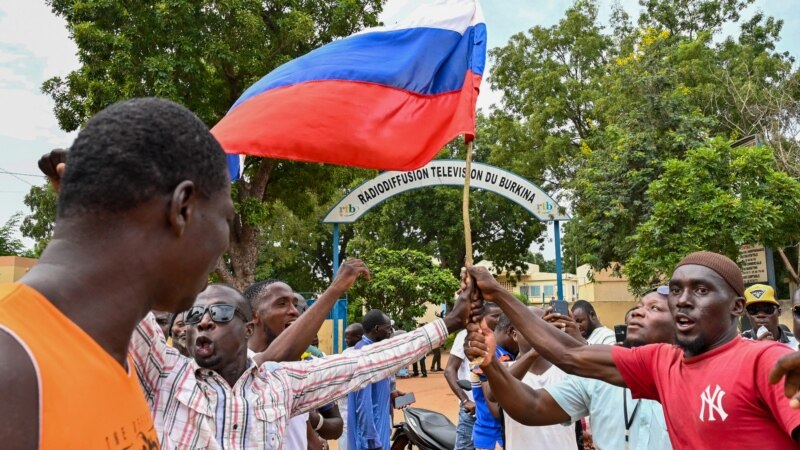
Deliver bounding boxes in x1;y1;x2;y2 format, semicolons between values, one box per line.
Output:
329;352;461;450
393;352;460;424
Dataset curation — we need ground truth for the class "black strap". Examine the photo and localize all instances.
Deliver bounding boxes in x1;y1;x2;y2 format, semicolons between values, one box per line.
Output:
623;388;641;443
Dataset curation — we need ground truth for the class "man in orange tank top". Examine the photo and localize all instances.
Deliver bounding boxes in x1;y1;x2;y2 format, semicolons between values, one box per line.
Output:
0;98;234;449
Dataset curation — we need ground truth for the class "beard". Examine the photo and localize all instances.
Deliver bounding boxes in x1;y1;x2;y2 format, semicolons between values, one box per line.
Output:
675;333;707;357
623;337;647;348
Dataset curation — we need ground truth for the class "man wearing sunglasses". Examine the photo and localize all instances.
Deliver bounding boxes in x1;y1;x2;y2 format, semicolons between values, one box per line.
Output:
741;284;798;348
130;262;480;449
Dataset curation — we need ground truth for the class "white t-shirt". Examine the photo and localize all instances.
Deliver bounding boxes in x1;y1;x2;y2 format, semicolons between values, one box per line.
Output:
285;413;310;450
505;365;577;450
587;326;616;345
450;329;473;402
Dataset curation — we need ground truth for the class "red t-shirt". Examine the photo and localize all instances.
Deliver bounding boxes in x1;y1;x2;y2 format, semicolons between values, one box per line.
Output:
611;337;800;449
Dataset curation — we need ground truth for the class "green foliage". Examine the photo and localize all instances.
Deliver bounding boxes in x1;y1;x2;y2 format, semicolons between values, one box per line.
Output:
347;248;459;328
0;214;28;257
625;139;800;293
488;0;798;281
20;184;58;257
44;0;384;130
523;252;556;273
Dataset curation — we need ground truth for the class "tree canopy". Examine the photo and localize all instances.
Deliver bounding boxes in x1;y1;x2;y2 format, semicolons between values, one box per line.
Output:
347;248;459;329
487;0;800;287
625;138;800;292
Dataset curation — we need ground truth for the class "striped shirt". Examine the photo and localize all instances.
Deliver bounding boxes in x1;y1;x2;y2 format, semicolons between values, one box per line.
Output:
131;313;448;450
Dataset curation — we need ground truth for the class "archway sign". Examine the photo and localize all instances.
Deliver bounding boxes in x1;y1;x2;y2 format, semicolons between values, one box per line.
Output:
321;160;569;352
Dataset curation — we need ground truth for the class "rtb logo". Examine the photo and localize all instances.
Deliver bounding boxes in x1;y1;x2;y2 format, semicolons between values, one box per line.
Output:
699;385;728;422
536;201;553;212
339;204;358;217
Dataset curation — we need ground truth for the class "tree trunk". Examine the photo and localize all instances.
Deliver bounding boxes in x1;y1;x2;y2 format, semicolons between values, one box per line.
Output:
214;158;274;291
777;247;800;285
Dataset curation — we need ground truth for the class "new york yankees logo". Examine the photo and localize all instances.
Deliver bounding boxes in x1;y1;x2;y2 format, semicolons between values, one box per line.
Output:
699;384;728;422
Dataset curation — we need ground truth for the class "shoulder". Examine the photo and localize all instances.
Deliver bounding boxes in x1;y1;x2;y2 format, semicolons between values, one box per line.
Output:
0;329;39;449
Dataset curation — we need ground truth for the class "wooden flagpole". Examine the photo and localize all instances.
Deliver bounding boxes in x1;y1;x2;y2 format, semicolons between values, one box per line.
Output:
462;140;475;265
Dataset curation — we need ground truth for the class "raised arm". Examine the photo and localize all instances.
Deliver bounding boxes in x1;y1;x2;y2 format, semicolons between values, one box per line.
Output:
444;331;474;413
467;266;624;386
253;259;370;365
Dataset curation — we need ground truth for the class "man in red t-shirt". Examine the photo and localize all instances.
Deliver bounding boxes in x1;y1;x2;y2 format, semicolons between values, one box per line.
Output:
464;251;800;449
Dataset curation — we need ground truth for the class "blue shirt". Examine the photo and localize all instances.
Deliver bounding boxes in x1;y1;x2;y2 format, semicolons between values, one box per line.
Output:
347;336;392;450
472;345;514;449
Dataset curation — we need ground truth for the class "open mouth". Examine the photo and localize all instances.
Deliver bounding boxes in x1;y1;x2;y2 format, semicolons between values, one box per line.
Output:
195;336;214;358
285;319;296;329
675;314;695;332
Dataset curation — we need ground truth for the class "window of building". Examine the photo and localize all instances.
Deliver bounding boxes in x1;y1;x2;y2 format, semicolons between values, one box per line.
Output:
520;286;530;297
544;285;554;297
531;285;541;297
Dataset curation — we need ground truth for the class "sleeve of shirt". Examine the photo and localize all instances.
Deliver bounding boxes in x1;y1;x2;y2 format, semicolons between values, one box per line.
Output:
610;345;661;401
265;318;448;415
755;343;800;437
543;374;590;423
129;312;188;400
450;330;467;361
353;384;381;449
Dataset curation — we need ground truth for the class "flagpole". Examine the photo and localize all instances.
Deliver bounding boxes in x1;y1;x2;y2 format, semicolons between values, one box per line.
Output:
462;140;475;265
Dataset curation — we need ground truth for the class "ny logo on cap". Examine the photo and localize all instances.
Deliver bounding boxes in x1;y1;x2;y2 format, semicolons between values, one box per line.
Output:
749;289;765;299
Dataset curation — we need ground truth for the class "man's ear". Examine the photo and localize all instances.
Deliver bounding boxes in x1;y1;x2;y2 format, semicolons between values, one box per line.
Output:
245;321;254;338
168;180;197;237
731;296;745;318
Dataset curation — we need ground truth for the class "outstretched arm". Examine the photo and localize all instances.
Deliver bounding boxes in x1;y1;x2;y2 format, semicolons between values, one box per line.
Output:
253;259;370;366
481;356;572;426
467;265;624;386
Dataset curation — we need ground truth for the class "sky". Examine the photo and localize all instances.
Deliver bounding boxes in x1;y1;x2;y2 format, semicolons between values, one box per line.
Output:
1;0;799;262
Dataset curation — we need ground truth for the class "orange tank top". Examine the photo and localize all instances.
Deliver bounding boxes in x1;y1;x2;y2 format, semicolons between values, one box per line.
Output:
0;283;160;450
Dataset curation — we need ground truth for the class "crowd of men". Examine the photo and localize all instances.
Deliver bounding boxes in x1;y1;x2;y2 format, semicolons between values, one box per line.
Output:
4;97;800;450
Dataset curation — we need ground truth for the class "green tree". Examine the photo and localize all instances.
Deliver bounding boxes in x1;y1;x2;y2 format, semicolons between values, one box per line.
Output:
523;252;557;273
19;184;58;257
0;214;28;257
488;0;796;279
625;138;800;293
43;0;385;290
347;248;459;328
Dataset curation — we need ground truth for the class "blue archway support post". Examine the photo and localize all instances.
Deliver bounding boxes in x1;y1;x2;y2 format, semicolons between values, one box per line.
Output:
330;223;346;354
554;221;564;302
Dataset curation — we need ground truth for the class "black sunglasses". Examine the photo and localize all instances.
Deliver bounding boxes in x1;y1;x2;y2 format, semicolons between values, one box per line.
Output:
746;304;777;316
185;305;249;325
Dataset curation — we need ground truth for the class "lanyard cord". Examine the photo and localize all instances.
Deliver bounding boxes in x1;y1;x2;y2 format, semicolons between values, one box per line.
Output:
623;388;641;443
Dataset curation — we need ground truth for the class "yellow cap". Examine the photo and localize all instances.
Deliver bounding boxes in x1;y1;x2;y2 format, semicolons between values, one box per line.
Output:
744;284;779;306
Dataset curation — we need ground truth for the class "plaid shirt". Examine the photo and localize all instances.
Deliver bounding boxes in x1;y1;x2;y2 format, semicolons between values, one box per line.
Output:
130;313;447;450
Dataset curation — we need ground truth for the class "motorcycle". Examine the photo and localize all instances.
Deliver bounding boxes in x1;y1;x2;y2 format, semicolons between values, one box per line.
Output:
390;406;457;450
390;380;471;450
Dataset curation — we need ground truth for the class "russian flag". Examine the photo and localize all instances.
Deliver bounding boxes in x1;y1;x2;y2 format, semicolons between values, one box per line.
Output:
213;0;486;180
